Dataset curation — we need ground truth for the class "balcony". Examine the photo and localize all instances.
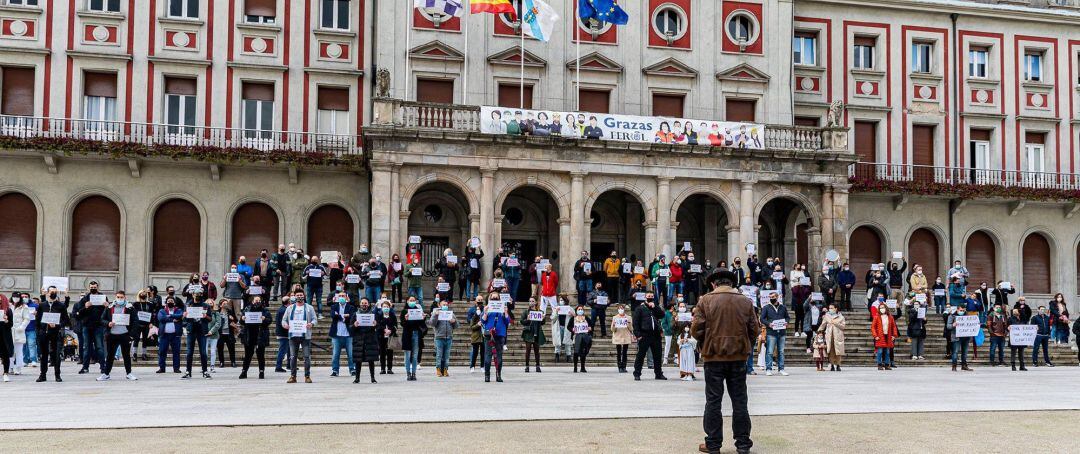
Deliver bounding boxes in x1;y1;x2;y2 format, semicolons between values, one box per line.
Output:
371;98;849;153
0;115;364;167
848;162;1080;200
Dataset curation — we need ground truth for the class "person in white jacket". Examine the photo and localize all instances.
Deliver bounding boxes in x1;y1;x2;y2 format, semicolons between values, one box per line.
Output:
550;297;573;362
10;296;31;376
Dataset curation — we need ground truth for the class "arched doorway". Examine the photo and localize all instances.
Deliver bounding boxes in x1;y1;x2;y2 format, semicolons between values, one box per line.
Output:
0;192;36;269
589;190;646;264
407;182;472;284
757;197;814;268
152;199;201;272
849;226;883;284
907;228;940;282
500;186;561;301
231;202;279;263
674;193;731;263
1022;233;1051;294
307;204;354;259
70;195;121;271
965;230;996;286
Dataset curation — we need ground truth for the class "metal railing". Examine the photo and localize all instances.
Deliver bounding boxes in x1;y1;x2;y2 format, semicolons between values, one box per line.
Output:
375;99;843;152
848;162;1080;191
0;115;363;155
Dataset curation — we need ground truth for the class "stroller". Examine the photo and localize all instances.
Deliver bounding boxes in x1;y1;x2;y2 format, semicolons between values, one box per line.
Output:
62;328;80;362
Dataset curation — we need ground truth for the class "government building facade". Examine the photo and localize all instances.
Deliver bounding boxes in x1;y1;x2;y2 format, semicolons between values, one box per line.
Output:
1;0;1079;310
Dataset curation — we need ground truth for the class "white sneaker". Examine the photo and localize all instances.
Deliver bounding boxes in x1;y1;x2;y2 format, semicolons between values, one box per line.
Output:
2;374;9;382
779;370;789;376
29;362;38;368
13;368;21;375
681;376;692;381
806;348;812;354
126;373;138;381
96;374;110;381
911;356;917;360
503;345;508;351
468;367;475;374
765;371;773;376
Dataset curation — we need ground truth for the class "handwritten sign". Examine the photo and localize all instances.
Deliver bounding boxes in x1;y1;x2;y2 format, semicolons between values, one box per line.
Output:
137;311;152;323
89;294;107;305
934;289;946;297
915;293;927;303
657;269;670;278
249;286;264;295
614;318;628;328
811;292;823;302
892;251;902;259
528;311;544;321
186;307;205;319
634;292;646;301
954;315;980;337
320;251;340;264
226;273;241;282
437;282;450;292
1000;282;1012;290
595;296;608;306
772;272;784;281
885;299;898;309
871;264;881;271
683;242;692;251
759;290;778;301
309;268;324;278
492;278;506;288
111;313;130;326
406;308;423;321
393;262;402;272
500;293;512;304
244;312;263;324
187;284;204;294
1009;325;1036;346
917;307;926;319
469;237;481;248
438;311;454;321
368;270;382;279
573;322;589;334
506;258;520;267
799;277;811;286
357;313;375;326
769;319;787;331
634;266;645;274
345;274;361;283
409;235;421;244
41;312;62;325
745;243;756;255
42;276;69;291
288;321;308;335
677;312;692;322
446;255;458;265
689;264;702;273
410;267;423;276
622;263;632;273
582;262;592;274
557;305;571;315
487;300;505;313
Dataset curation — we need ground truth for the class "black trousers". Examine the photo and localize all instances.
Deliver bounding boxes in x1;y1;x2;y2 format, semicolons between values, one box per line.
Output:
839;287;852;310
605;277;620;305
470;342;483;368
378;337;394;372
483;335;506;376
703;361;752;452
616;344;629;369
633;334;663;378
1009;346;1026;368
37;332;62;379
104;334;132;376
217;333;236;366
242;342;266;372
524;341;541;368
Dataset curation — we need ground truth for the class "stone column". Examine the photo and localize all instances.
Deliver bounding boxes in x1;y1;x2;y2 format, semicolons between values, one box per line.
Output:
726;225;741;261
569;171;587;260
468;214;481;249
479;167;496;282
370;161;394;256
557;217;573;294
655;176;673;257
388;164;402;253
398;210;411;254
820;185;835;259
644;221;657;260
493;214;504;256
739;180;756;253
831;183;850;262
807;226;823;268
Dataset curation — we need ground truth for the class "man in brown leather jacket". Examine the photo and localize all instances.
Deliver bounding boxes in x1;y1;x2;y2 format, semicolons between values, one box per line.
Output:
692;270;759;454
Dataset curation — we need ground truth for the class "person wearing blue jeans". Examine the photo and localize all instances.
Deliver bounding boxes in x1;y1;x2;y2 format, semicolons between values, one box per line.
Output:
400;297;425;381
1031;306;1054;366
760;294;789;376
948;306;972;371
745;341;757;375
23;297;37;366
156;300;184;373
329;295;356;377
183;299;212;379
986;306;1008;366
428;299;458;376
303;258;327;317
274;297;292;372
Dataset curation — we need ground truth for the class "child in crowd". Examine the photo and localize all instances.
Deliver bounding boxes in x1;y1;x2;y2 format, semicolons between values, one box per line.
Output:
813;333;827;371
677;327;697;381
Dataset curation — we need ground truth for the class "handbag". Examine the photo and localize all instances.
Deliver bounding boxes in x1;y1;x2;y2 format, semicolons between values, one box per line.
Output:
974;328;985;346
388;334;402;351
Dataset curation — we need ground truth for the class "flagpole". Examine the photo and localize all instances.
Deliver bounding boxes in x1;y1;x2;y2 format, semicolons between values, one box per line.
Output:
405;1;413;101
463;8;469;105
519;11;525;109
574;5;580;111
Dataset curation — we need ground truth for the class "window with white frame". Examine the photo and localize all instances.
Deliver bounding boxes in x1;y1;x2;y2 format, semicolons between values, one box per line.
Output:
321;0;349;30
1024;52;1044;82
82;72;117;127
969;47;988;78
5;0;39;6
241;82;274;139
316;86;350;135
163;77;197;136
244;0;276;24
88;0;120;12
911;42;933;73
793;33;817;66
726;14;755;44
651;4;687;43
969;130;992;184
853;37;875;70
167;0;198;19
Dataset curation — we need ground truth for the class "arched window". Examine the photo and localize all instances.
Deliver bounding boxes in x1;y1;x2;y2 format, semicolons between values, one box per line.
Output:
849;226;882;282
1022;233;1051;294
0;193;36;269
965;231;996;286
307;204;354;258
70;195;121;271
231;202;279;263
907;228;940;281
152;199;201;272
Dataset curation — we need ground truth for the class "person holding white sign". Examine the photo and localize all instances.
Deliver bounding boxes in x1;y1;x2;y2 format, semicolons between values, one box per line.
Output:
520;299;546;373
986;304;1009;367
74;281;108;376
1007;309;1029;371
759;293;789;376
8;294;30;377
428;299;459;377
573;251;593;307
550;296;573;363
463;245;486;301
301;256;329;319
96;290;138;381
182;298;213;380
481;293;510;382
349;298;382;384
35;287;69;382
376;301;398;375
610;305;632;373
363;256;388;307
238;296;272;379
602;252;623;307
404;257;425;303
499;252;525;307
156;297;184;374
571;306;594;373
947;306;974;371
632;295;668;381
400;297;426;381
906;302;928;360
870;304;898;370
220;265;248;320
328;294;356;378
282;294;317;383
586;282;609;338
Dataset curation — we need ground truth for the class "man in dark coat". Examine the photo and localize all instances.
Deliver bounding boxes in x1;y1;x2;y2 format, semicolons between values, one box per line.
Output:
350;299;381;384
632;294;667;381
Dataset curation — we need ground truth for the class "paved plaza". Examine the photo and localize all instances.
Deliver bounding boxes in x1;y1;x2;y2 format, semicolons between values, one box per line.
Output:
3;364;1079;431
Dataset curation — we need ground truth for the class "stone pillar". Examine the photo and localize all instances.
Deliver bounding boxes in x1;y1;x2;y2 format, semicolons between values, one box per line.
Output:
557;217;573;293
739;180;756;253
468;214;480;248
726;225;741;261
655;176;673;257
644;221;657;260
704;204;719;261
831;183;850;262
820;185;835;259
493;214;504;256
388;164;402;253
370;161;394;256
398;210;411;255
479;167;496;282
807;226;823;269
569;171;586;260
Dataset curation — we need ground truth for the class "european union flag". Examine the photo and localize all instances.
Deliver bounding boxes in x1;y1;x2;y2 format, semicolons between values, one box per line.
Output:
578;0;628;25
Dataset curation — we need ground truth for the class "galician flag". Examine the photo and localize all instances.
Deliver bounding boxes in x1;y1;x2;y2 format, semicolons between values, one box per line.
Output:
522;0;558;42
471;0;516;18
414;0;465;17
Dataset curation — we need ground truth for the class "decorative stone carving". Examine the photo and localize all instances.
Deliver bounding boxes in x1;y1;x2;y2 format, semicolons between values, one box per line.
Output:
376;68;392;98
826;100;845;128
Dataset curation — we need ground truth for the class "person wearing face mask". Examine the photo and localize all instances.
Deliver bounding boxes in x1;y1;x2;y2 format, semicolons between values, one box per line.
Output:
130;290;153;362
98;290;139;381
683;253;703;306
302;256;328;319
19;292;37;369
885;258;907;302
481;292;510;382
611;304;632;373
650;255;672;308
271;244;291;301
500;252;524;304
803;293;826;353
906;300;928;360
428;299;459;377
677;326;697;381
586;282;609;338
329;292;356;378
836;263;855;311
669;302;691;366
908;265;928;299
350;298;381;384
632;293;668;381
520;298;546;373
363;256;388;307
283;291;317;383
669;258;684;305
571;304;594;373
35;287;69;382
205;300;225;374
1050;294;1070;344
816;303;846;371
0;295;13;382
239;296;272;379
9;293;30;376
817;269;837;310
946;260;969;287
75;281;109;375
986;303;1009;366
376;301;398;375
1030;305;1054;367
400;297;425;381
155;297;183;374
572;250;593;306
467;297;485;373
948;306;973;371
402;257;424;304
602;251;622;307
183;294;213;380
1006;308;1027;371
254;248;275;294
289;250;309;294
192;272;218;303
870;302;898;370
273;296;292;373
386;253;403;306
350;244;372;273
759;293;789;376
219;265;249;322
550;296;573;362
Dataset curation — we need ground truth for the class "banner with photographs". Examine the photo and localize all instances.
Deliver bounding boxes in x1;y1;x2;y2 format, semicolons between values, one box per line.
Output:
479;106;766;149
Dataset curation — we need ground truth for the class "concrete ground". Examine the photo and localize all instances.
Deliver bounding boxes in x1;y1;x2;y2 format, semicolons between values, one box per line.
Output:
5;411;1079;453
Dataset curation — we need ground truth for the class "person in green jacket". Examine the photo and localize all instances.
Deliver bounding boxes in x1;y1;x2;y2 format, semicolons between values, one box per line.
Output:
206;300;224;374
404;257;424;302
520;298;547;373
290;253;309;289
650;256;671;307
652;305;673;368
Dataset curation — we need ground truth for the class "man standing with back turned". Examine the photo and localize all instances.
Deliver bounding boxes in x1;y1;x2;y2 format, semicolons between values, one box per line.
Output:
692;270;759;454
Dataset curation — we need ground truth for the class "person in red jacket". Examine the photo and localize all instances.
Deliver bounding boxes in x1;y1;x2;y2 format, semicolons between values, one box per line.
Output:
871;304;899;370
540;263;559;311
668;259;684;306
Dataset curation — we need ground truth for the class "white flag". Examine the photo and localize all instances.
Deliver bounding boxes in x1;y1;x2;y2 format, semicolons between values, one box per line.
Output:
522;0;558;42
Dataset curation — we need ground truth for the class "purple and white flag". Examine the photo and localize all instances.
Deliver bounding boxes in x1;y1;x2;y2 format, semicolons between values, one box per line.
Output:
415;0;466;17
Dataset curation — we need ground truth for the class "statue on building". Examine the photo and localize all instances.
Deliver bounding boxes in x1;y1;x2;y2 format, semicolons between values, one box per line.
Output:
376;68;391;98
825;100;845;128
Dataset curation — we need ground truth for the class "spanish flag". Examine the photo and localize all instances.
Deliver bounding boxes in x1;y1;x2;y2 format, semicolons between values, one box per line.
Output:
471;0;516;18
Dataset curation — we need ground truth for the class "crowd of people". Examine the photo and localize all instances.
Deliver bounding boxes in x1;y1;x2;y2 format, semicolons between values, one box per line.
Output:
1;242;1078;385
